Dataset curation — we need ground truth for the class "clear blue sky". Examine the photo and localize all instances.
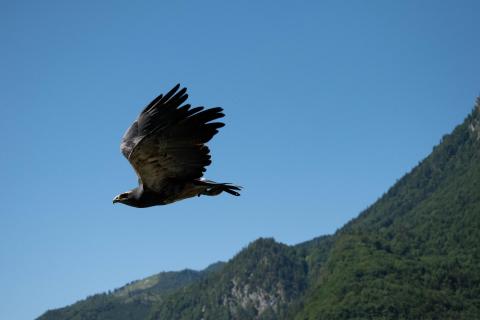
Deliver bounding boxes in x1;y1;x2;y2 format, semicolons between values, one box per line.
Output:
1;1;479;319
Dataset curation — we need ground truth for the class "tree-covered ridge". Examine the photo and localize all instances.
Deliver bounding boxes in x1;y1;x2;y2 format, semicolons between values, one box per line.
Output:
296;103;480;319
148;238;321;320
37;263;225;320
38;102;480;319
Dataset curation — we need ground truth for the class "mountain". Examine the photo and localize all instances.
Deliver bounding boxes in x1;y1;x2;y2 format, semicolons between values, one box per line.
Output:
148;237;331;320
38;263;225;320
38;101;480;319
296;102;480;319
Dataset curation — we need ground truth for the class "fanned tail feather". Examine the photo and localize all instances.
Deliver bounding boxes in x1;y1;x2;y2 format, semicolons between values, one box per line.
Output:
219;184;242;196
194;180;242;197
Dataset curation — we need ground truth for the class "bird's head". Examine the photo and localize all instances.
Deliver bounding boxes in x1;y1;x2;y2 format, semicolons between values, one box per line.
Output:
113;191;133;205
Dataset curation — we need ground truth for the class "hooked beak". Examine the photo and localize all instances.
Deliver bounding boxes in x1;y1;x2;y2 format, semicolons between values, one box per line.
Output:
113;196;120;204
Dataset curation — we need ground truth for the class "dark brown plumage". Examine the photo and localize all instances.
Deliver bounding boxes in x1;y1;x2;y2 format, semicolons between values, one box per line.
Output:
113;84;241;208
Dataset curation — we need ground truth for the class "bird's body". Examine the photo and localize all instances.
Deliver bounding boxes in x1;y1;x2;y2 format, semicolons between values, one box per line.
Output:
113;84;241;208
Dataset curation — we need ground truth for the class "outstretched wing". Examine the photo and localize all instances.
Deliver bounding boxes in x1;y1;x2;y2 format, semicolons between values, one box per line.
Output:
120;84;225;192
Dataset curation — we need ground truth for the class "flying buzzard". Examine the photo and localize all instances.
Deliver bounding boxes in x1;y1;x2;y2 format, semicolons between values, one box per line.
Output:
113;84;241;208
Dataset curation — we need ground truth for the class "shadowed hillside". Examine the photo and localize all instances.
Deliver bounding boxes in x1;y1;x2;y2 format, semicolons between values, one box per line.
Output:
38;264;225;320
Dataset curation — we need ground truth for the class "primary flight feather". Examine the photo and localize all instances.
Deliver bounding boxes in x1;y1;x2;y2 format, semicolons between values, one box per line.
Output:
113;84;241;208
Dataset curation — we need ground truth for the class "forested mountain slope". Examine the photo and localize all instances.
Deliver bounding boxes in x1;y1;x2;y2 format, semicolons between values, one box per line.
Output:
296;102;480;319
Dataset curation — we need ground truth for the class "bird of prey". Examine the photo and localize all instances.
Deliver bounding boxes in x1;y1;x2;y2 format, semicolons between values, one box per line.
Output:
113;84;241;208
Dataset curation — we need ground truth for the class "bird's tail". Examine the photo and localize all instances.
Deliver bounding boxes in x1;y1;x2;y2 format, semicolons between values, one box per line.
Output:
194;180;242;196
